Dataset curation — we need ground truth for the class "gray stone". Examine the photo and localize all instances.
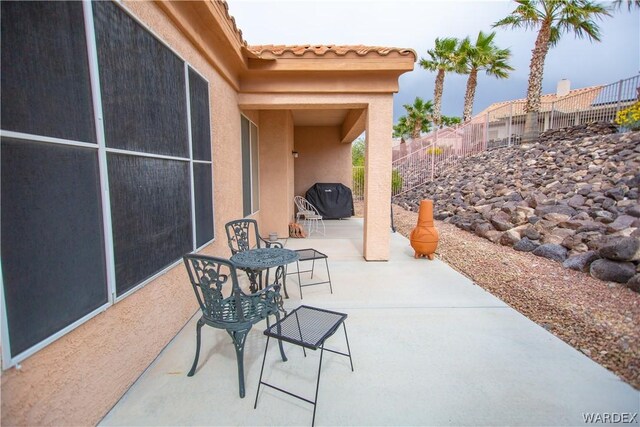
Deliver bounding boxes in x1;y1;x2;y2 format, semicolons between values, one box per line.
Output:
626;204;640;218
513;237;539;252
626;274;640;293
490;211;513;232
535;205;577;217
607;215;637;232
589;259;636;283
562;251;600;272
524;226;541;240
567;194;586;208
598;237;640;261
532;244;568;262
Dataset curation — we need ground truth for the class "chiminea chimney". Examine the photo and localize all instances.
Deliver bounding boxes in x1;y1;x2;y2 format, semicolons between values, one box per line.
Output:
556;79;571;97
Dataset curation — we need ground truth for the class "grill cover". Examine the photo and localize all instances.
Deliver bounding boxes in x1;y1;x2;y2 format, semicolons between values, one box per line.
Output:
305;183;354;219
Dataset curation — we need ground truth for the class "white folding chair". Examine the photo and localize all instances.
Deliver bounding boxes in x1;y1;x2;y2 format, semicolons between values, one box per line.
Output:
293;196;325;236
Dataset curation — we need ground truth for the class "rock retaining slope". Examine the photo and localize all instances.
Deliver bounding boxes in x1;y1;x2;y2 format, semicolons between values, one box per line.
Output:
395;124;640;291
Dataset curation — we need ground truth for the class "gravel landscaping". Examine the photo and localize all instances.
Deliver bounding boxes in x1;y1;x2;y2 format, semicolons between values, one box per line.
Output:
390;202;640;390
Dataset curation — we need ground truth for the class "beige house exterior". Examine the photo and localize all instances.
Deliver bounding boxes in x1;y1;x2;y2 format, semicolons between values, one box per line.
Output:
0;1;414;425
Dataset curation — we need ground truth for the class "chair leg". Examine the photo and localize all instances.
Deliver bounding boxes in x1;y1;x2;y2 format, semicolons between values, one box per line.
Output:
227;328;250;398
325;258;333;294
187;318;205;377
296;260;303;299
273;311;288;362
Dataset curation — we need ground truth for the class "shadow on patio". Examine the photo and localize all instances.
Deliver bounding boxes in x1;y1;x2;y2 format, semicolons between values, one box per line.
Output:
100;219;638;426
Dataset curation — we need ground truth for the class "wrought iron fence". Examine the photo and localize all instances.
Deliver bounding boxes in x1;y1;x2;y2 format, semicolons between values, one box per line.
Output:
390;74;639;197
352;165;364;201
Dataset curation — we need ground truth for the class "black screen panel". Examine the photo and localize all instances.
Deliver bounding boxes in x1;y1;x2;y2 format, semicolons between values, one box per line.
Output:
189;68;212;161
194;163;214;247
1;1;95;143
1;138;107;357
241;116;252;217
93;1;188;157
108;154;192;295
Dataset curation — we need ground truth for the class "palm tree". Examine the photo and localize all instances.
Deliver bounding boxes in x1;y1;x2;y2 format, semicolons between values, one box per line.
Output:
613;0;640;10
393;116;412;144
419;37;462;126
494;0;611;141
458;31;513;122
403;97;434;139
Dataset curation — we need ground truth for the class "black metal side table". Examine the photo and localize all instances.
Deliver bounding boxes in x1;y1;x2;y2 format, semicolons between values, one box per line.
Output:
254;305;354;426
286;249;333;298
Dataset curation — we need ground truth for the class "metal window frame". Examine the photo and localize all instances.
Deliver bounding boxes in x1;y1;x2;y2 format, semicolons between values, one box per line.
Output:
241;114;260;217
0;0;216;369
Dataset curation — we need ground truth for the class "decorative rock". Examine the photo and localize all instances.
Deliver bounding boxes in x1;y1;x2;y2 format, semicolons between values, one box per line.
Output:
562;251;600;272
535;205;577;217
532;244;568;262
513;237;539;252
500;229;521;246
490;211;512;232
607;215;637;232
567;194;586;208
598;237;640;261
590;259;636;283
626;205;640;218
626;274;640;293
524;226;541;240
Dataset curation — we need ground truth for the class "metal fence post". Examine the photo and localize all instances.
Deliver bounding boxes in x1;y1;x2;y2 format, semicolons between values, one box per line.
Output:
507;104;513;146
616;79;624;114
431;130;437;181
550;101;555;130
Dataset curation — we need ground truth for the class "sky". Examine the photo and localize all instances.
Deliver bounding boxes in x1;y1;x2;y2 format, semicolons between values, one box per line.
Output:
226;0;640;122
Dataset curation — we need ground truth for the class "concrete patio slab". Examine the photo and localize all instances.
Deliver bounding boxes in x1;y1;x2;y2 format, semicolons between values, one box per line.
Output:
100;219;639;426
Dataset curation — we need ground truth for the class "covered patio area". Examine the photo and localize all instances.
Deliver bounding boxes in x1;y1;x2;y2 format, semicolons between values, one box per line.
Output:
100;219;638;426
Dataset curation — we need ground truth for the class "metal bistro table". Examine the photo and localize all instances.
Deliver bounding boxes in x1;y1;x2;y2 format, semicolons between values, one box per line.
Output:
231;247;299;307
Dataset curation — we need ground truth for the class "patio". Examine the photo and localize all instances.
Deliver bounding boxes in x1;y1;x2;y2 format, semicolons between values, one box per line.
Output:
100;219;638;426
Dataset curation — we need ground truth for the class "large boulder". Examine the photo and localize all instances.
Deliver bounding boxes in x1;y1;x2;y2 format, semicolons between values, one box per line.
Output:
598;237;640;261
532;244;568;262
562;251;600;272
589;259;636;283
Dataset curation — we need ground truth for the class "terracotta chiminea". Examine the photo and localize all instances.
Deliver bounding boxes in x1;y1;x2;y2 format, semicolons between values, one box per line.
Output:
410;199;439;259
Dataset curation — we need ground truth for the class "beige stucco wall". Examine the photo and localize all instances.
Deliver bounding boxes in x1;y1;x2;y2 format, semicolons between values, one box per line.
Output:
293;126;352;198
257;110;295;237
1;2;246;425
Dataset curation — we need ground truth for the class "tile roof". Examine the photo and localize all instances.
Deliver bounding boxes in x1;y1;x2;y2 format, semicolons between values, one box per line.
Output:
247;44;417;58
218;0;248;47
480;85;603;117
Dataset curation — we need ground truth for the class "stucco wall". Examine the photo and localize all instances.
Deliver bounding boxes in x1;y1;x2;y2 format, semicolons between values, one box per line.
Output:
258;110;295;237
1;2;245;425
293;126;352;198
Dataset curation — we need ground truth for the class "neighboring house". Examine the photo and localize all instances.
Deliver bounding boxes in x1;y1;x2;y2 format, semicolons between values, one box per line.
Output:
477;80;605;141
0;1;415;425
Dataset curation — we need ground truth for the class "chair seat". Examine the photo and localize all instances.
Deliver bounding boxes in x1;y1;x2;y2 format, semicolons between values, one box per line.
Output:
209;296;276;324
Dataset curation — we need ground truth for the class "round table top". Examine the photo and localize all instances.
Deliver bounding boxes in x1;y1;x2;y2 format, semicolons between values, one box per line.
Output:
230;247;299;270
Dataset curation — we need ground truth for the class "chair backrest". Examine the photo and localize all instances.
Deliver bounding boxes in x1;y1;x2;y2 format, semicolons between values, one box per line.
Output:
225;219;261;255
183;254;245;322
294;196;319;216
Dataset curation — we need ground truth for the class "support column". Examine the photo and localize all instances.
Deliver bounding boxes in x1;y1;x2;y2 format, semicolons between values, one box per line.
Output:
363;95;393;261
258;110;294;238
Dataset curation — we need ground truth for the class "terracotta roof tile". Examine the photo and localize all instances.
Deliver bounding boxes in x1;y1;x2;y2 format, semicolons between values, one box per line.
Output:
479;85;603;117
217;0;248;47
247;44;417;58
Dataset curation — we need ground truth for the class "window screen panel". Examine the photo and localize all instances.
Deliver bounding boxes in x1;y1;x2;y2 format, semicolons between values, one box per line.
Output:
241;116;252;217
1;138;107;357
193;163;214;247
0;1;95;143
189;68;212;161
107;153;192;296
93;1;188;158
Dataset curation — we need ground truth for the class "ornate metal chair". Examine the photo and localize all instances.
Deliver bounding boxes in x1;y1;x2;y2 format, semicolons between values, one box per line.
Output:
183;254;287;398
225;219;288;296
